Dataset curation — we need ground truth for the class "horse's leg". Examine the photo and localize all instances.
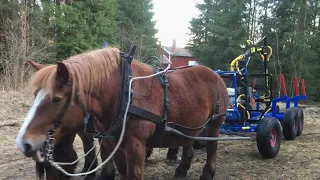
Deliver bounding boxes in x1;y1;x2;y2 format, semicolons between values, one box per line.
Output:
35;162;45;180
44;163;64;180
97;139;116;180
200;117;225;180
146;147;153;159
123;137;146;180
174;143;194;177
77;131;98;180
166;147;179;160
111;146;127;180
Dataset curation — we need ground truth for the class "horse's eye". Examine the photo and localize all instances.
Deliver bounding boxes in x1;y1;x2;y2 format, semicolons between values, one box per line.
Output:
52;97;62;104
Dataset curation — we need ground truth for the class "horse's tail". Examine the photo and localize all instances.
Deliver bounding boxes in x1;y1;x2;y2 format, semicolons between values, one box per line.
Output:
35;162;45;180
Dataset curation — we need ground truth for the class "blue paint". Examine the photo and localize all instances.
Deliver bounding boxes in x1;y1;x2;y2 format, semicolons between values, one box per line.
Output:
207;69;306;135
197;41;306;139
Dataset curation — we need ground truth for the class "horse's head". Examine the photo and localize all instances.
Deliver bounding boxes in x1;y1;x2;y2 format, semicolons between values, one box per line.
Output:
16;60;82;161
16;48;121;162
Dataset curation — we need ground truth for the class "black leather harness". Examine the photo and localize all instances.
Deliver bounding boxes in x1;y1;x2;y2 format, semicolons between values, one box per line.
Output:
82;46;169;139
106;49;170;139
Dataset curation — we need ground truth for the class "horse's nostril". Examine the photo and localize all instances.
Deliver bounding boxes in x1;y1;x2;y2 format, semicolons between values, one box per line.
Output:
23;143;33;156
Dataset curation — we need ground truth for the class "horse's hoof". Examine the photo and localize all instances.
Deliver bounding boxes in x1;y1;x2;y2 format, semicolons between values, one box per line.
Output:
200;173;213;180
200;166;215;180
174;167;188;177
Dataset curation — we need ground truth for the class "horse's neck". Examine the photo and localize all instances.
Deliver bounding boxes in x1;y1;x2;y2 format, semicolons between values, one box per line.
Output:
88;67;122;129
88;61;150;129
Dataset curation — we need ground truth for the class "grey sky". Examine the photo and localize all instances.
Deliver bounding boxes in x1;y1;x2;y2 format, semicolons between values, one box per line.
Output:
153;0;203;48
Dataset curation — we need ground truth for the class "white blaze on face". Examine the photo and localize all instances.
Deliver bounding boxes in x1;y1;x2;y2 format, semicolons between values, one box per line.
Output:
16;89;49;151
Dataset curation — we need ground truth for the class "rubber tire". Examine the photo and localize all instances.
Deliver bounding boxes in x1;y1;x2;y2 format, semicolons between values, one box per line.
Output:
283;107;298;140
296;107;304;136
256;116;281;159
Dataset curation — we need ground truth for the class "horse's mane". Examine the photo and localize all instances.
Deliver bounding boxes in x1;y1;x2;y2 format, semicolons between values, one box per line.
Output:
28;47;121;108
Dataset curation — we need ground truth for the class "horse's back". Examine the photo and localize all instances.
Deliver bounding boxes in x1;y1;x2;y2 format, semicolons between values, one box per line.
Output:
167;65;228;125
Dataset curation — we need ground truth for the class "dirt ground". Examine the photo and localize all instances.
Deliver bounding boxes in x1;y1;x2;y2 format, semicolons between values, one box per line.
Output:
0;90;320;180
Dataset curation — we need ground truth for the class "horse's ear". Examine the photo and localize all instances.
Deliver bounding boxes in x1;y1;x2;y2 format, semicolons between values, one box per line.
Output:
56;62;70;85
28;60;46;71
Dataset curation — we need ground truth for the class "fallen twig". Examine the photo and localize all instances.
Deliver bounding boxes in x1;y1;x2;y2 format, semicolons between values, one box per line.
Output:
0;121;20;128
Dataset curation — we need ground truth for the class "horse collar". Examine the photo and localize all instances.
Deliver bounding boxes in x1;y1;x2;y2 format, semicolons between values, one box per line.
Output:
105;51;170;139
77;47;169;139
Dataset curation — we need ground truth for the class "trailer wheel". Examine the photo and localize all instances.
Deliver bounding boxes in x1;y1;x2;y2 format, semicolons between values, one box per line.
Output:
296;107;304;136
256;116;281;159
283;107;298;140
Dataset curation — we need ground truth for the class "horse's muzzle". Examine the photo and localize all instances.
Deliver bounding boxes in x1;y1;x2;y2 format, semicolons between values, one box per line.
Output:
22;142;35;157
19;140;46;163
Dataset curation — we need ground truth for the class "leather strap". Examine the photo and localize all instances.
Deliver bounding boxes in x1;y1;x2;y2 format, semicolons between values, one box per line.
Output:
128;105;162;124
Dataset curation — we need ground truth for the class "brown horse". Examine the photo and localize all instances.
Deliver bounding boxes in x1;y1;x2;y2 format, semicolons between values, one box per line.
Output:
28;61;177;180
16;47;228;180
27;61;116;180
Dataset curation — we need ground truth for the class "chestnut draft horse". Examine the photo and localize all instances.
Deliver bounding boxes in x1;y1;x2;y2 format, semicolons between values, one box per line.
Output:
16;47;228;180
28;61;180;179
26;62;116;180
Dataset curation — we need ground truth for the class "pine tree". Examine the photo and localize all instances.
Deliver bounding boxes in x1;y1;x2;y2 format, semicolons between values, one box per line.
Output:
115;0;158;60
188;0;320;100
42;0;118;60
188;0;249;70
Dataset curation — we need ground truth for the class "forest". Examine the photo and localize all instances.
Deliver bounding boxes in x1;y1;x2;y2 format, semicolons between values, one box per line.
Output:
1;0;320;101
0;0;158;89
188;0;320;101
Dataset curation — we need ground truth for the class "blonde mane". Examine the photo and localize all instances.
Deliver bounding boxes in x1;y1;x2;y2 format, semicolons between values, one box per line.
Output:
28;47;121;107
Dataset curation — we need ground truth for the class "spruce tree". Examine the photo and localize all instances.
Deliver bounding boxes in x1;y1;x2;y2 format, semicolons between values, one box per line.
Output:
188;0;249;70
115;0;158;60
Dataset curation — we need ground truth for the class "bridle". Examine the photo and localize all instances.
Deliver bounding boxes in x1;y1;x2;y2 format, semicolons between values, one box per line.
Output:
45;81;73;161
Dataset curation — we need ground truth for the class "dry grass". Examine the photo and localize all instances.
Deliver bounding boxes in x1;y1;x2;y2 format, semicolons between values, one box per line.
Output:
0;90;319;180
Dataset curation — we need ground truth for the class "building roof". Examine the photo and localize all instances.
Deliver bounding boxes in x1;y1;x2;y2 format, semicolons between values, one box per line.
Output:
162;46;194;57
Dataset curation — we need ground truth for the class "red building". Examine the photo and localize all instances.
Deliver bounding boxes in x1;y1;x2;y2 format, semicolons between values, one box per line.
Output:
159;40;198;68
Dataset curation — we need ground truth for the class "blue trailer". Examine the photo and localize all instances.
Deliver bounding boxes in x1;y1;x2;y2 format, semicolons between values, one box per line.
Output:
194;36;306;159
